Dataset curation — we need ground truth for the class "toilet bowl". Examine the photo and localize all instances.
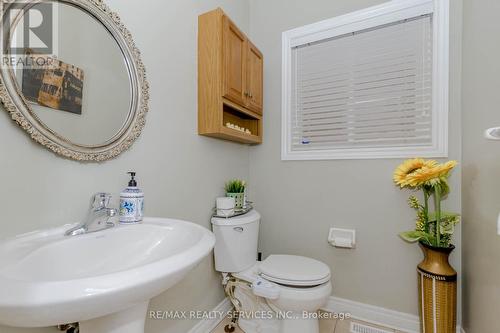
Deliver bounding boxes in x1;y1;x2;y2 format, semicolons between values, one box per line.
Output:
211;211;332;333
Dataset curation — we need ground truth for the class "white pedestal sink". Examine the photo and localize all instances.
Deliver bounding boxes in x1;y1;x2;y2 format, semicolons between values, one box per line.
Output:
0;218;215;333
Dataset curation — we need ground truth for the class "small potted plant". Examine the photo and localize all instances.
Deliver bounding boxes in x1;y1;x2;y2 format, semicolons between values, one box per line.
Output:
393;158;459;333
225;179;246;209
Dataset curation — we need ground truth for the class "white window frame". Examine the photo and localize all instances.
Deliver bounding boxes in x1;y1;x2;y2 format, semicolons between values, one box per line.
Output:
281;0;449;160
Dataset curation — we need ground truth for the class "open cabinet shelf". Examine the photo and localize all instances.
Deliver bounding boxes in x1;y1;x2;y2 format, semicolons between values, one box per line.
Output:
221;102;261;143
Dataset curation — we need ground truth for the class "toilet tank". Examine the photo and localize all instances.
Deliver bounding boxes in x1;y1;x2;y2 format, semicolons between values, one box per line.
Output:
211;210;260;273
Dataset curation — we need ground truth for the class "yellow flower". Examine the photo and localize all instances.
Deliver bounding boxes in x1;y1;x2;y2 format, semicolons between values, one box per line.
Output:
393;158;438;188
405;160;458;187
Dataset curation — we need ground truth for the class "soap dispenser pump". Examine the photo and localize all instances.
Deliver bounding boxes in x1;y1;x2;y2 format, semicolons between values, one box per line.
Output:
119;172;144;224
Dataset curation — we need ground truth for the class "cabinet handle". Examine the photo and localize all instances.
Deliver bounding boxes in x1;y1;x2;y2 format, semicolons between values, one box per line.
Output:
249;92;253;99
244;91;249;97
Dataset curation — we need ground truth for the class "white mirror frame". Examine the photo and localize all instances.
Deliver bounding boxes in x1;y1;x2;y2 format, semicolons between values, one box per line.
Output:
0;0;149;162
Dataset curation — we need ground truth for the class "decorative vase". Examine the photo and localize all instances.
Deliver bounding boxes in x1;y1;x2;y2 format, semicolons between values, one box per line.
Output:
226;192;245;209
417;242;457;333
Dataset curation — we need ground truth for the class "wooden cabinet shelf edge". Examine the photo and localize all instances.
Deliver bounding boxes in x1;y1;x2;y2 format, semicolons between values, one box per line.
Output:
198;8;263;144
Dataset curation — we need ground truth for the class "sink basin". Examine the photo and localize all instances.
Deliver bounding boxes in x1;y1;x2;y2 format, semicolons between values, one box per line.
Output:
0;218;215;333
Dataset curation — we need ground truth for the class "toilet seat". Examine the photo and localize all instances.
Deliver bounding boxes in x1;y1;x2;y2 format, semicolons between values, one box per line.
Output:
259;255;331;287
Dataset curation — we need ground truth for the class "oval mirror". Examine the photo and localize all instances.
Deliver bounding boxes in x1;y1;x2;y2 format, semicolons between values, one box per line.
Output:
0;0;149;161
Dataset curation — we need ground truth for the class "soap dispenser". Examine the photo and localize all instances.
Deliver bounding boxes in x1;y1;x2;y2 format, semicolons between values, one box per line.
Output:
119;172;144;224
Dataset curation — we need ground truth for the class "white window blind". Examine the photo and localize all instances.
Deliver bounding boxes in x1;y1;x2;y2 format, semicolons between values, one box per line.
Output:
291;15;433;152
282;0;449;160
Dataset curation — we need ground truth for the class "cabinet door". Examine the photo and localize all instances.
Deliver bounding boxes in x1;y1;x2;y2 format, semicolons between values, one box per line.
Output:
246;41;263;114
222;16;247;105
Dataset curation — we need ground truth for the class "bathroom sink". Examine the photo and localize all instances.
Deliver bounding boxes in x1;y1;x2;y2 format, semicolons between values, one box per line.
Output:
0;218;215;333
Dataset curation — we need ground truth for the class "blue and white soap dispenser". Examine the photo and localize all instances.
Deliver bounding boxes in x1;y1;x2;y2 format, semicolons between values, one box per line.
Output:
119;172;144;224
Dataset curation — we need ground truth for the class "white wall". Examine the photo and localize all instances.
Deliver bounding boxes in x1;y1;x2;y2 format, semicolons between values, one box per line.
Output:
248;0;462;317
0;1;250;332
462;0;500;331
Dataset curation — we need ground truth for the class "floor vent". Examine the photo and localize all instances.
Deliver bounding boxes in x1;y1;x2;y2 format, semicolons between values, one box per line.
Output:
350;322;393;333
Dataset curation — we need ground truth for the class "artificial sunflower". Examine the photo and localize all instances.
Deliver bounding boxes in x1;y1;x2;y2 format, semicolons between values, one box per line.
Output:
393;158;438;188
405;160;458;187
393;158;460;248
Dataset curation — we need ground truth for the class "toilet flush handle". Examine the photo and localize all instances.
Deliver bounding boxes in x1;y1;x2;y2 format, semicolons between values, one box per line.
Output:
233;227;244;233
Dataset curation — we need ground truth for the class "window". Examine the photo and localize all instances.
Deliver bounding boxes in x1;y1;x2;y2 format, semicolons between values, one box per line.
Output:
282;0;449;160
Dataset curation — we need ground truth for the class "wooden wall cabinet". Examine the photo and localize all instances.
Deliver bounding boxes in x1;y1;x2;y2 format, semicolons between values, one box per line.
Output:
199;8;263;144
246;41;264;114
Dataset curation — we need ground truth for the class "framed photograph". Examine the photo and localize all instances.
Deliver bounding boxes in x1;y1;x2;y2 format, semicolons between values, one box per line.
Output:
22;51;84;115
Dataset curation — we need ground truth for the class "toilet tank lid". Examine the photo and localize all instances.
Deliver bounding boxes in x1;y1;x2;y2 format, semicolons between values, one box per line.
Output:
211;210;261;226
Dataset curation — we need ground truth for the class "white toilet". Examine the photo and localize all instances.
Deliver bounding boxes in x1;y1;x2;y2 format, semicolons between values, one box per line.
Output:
211;210;332;333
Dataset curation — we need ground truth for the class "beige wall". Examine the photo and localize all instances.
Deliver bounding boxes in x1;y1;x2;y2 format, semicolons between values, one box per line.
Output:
248;0;463;317
462;0;500;332
0;0;475;332
0;1;250;332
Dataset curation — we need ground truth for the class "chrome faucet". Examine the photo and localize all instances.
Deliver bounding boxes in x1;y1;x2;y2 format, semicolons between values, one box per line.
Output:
65;193;118;236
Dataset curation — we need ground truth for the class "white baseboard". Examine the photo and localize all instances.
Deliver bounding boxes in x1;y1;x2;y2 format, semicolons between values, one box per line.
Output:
188;298;232;333
323;296;463;333
188;295;465;333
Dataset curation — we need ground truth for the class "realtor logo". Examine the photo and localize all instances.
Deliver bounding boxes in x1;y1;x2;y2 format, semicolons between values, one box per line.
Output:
3;1;57;55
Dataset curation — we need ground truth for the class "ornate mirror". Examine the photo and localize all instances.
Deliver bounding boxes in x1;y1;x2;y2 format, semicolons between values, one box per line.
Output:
0;0;149;161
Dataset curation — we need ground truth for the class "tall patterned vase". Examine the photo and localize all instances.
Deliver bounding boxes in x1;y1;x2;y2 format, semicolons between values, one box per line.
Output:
417;242;457;333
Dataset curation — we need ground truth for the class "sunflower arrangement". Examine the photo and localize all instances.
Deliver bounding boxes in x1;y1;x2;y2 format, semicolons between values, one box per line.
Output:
393;158;459;248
